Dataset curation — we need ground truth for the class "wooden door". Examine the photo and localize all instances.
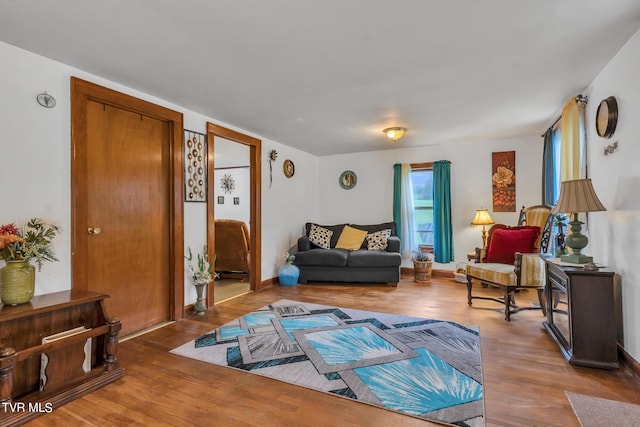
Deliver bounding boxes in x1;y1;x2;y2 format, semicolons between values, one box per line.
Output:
71;78;184;337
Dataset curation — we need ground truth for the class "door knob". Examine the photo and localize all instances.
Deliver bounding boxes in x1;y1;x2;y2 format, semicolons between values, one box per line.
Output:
88;227;102;235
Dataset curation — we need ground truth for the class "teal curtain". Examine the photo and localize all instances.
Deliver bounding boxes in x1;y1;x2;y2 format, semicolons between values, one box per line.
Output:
433;160;453;263
393;163;402;239
542;128;556;206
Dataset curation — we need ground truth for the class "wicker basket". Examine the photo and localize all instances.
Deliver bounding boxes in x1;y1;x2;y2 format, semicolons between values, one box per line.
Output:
454;262;468;283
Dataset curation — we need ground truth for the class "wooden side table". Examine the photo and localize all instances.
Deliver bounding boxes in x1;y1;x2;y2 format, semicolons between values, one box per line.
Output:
543;259;618;369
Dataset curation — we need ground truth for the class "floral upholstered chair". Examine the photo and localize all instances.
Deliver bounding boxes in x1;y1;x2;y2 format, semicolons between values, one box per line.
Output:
466;205;553;321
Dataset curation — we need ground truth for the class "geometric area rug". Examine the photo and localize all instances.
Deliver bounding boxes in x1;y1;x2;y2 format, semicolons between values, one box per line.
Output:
170;299;484;426
566;391;640;427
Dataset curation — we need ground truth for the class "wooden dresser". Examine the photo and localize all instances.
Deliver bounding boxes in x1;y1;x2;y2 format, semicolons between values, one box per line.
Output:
0;291;124;425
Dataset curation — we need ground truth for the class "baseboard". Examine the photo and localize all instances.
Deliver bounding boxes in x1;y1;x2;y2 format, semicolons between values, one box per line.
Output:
261;277;278;287
618;344;640;382
401;267;454;278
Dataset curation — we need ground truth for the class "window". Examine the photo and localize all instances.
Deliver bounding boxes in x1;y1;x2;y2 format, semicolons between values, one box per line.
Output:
410;167;433;246
550;122;562;204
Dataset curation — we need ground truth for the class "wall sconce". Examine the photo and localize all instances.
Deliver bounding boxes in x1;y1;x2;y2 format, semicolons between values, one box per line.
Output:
603;141;618;156
471;208;495;248
383;127;407;141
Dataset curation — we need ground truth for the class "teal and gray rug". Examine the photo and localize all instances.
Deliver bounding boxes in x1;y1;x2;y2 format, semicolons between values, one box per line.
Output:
171;299;484;426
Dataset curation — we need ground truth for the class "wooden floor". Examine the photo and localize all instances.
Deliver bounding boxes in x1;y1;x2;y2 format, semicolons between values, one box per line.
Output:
28;276;640;427
213;278;251;304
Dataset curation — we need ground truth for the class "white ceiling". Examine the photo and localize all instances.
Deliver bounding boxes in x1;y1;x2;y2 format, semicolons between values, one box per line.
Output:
1;1;640;156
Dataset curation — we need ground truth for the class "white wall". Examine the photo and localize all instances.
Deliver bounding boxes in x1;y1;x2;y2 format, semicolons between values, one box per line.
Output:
0;42;319;307
261;141;320;276
318;137;543;269
584;28;640;361
213;168;251;225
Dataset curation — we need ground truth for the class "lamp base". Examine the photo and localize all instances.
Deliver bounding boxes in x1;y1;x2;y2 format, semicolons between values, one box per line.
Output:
560;253;593;264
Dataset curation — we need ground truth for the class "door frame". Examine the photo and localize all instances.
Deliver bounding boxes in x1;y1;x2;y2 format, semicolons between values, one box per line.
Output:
206;123;262;304
70;77;185;320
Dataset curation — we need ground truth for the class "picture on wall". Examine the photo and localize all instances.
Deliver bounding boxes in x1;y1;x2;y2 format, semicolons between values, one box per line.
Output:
492;150;516;212
184;130;207;202
217;196;224;204
234;197;239;205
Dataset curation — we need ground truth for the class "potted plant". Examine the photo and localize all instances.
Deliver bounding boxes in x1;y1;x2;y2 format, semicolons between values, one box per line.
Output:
185;245;218;315
0;218;59;305
411;249;434;283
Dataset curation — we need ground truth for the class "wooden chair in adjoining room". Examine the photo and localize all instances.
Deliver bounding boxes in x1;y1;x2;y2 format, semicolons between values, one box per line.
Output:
466;205;553;321
214;219;250;280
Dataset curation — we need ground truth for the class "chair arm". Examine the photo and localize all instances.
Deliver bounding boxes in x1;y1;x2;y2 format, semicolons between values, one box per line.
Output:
514;252;545;287
297;236;311;252
473;247;485;263
386;236;401;253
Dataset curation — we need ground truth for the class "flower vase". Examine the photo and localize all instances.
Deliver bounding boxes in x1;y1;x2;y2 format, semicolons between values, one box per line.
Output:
194;282;207;315
1;260;36;305
278;263;300;286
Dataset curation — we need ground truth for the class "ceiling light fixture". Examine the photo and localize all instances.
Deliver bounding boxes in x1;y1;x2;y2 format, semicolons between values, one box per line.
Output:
383;127;407;141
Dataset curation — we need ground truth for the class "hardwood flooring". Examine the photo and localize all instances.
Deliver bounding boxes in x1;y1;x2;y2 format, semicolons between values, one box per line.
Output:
27;276;640;426
214;279;251;304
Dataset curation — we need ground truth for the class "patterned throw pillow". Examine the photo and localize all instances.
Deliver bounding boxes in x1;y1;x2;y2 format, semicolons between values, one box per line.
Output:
366;229;392;251
309;224;333;249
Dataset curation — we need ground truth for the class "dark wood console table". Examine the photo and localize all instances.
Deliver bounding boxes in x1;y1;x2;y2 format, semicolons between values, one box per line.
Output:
0;291;124;425
543;259;618;369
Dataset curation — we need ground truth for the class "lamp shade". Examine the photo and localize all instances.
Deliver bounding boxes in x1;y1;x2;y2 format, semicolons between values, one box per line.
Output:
471;208;495;226
551;179;606;214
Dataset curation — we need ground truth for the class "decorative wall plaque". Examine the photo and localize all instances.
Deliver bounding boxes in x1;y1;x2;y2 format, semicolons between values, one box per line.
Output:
184;130;207;202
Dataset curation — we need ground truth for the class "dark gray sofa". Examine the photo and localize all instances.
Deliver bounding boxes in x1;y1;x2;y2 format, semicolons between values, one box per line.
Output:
294;222;401;286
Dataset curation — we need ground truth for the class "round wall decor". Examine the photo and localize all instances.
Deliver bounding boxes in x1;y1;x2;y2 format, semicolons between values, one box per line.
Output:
596;96;618;138
283;159;295;178
339;170;357;189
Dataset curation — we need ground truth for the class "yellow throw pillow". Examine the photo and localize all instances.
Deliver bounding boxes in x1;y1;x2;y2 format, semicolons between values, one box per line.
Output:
335;225;368;251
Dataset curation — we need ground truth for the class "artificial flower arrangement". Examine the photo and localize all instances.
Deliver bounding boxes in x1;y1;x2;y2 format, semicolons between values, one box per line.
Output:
0;218;59;270
283;251;296;265
411;249;434;262
185;245;218;285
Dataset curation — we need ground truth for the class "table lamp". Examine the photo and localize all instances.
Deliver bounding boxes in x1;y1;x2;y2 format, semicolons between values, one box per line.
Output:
551;178;606;264
471;208;495;248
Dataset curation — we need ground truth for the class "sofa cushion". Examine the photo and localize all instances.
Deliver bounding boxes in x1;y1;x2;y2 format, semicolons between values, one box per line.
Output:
335;225;369;251
366;229;392;251
484;226;541;264
295;248;349;267
305;223;347;248
308;224;333;249
347;250;402;268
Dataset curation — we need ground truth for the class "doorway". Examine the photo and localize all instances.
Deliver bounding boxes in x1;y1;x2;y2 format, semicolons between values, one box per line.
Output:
71;77;184;337
206;123;262;305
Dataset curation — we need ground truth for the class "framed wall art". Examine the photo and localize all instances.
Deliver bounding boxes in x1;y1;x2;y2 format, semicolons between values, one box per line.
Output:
492;151;516;212
184;130;207;202
339;170;357;190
